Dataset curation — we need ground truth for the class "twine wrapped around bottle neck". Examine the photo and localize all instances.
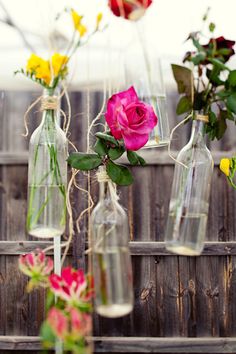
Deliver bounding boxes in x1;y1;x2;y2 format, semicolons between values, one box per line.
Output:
40;96;59;111
96;168;119;202
195;114;209;123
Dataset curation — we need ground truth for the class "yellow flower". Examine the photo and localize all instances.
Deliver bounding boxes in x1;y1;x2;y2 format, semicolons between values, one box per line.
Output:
96;12;103;29
220;158;231;176
51;53;69;77
26;54;51;85
71;9;87;37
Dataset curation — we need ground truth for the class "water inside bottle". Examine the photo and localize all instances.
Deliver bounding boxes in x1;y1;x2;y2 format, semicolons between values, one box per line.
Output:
93;247;133;317
165;210;208;256
27;184;66;238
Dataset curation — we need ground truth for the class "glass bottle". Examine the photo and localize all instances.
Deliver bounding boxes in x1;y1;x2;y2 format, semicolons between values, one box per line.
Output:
26;88;67;238
91;168;133;318
124;23;170;148
165;114;213;256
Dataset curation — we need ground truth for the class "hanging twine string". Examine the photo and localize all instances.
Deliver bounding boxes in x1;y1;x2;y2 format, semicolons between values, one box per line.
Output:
167;66;195;168
167;112;192;169
22;96;42;137
22;84;71;138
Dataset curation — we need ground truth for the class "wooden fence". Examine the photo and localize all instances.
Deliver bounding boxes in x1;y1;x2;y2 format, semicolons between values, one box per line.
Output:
1;89;236;353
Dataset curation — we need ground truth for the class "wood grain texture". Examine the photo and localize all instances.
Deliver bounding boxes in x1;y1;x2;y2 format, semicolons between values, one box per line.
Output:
1;336;236;353
1;90;236;351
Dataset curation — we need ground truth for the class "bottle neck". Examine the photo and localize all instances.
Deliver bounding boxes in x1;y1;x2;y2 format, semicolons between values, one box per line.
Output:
189;118;206;146
41;88;59;128
99;181;112;202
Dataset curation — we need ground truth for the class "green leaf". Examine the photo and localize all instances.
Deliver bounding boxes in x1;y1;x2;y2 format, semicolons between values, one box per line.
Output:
127;150;140;165
216;90;230;99
95;132;119;146
209;110;217;125
227;70;236;87
40;321;55;349
208;58;230;71
106;160;133;186
207;67;224;86
94;138;107;156
209;22;215;32
68;152;102;171
191;52;206;65
45;290;54;313
226;93;236;114
176;96;192;115
171;64;194;98
137;155;146;166
108;146;125;160
216;111;227;140
192;37;204;52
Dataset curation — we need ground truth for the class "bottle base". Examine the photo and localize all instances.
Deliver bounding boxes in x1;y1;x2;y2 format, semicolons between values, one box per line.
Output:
28;227;64;238
166;243;202;256
143;138;170;149
96;303;133;318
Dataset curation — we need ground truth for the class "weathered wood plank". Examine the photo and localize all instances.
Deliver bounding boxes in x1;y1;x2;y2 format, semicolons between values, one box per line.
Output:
1;336;236;352
0;241;53;254
195;257;220;336
94;336;236;353
131;256;158;336
2;241;236;256
5;258;28;335
2;166;28;241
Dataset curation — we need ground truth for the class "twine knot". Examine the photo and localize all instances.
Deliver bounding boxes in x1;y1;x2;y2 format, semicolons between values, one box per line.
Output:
96;168;119;202
96;169;110;183
40;96;59;111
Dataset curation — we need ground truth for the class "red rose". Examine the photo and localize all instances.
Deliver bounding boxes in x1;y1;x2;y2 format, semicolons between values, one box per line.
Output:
108;0;152;20
203;36;235;62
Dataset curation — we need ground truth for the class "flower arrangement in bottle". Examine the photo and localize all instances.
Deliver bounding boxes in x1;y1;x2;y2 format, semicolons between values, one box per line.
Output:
108;0;170;148
68;86;158;316
15;9;104;238
172;8;236;140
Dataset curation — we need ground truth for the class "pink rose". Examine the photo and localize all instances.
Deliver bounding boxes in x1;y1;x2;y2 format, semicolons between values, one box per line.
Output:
105;86;157;151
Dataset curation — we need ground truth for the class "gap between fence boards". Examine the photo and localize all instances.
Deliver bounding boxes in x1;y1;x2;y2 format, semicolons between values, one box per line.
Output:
1;241;236;256
0;151;232;165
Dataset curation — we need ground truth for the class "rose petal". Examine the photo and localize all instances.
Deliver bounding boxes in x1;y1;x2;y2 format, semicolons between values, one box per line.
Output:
123;130;149;150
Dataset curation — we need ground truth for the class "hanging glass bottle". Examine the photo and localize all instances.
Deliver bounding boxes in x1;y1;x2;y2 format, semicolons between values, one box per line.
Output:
165;113;213;256
26;88;67;238
124;21;170;148
91;167;133;318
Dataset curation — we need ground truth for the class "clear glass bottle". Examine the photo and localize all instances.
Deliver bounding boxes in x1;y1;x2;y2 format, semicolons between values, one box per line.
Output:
165;114;213;256
91;169;133;318
124;24;170;148
26;88;67;238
